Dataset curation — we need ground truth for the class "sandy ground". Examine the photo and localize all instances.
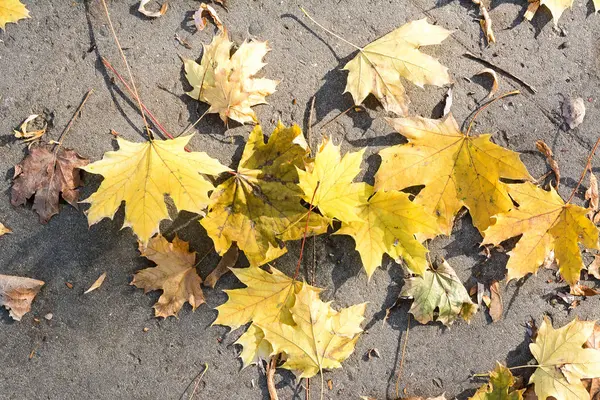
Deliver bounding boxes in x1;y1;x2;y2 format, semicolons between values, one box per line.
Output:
1;0;600;399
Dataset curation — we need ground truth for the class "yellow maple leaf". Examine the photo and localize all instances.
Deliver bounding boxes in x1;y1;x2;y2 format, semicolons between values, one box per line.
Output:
336;187;440;278
82;136;230;246
524;0;574;24
234;323;273;368
131;235;204;318
470;363;524;400
298;137;371;223
530;316;600;400
0;0;30;30
184;29;278;124
482;182;599;285
256;285;366;379
343;18;452;115
375;114;532;236
201;123;329;267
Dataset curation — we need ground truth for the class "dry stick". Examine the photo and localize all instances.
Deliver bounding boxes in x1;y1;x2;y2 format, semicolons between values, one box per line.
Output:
267;355;280;400
566;136;600;204
55;89;95;148
318;105;361;131
463;52;537;94
100;0;152;139
465;90;520;137
395;315;411;399
178;108;210;137
180;363;208;400
101;57;174;140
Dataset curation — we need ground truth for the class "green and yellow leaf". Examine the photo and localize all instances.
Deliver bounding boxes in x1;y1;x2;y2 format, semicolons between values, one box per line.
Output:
470;362;524;400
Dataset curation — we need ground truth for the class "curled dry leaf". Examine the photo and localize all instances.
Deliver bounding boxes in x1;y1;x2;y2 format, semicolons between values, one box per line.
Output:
84;272;107;294
473;0;496;45
489;281;502;322
14;114;46;142
443;87;453;116
588;255;600;280
475;68;499;100
194;3;224;31
0;222;11;236
138;0;168;18
570;284;600;297
0;0;30;30
203;244;239;288
132;236;204;318
562;97;586;130
535;140;560;188
0;274;44;321
524;0;574;24
586;171;599;221
11;144;90;223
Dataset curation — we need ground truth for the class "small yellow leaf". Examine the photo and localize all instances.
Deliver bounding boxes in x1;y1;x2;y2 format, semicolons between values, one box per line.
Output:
0;0;30;30
84;272;107;294
470;362;524;400
483;182;600;285
0;222;11;236
298;137;370;223
343;18;452;115
82;136;230;246
132;235;204;318
375;114;532;237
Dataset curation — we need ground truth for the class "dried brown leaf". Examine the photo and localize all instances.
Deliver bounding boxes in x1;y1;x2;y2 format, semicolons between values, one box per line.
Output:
475;68;499;100
204;244;239;288
138;0;168;18
570;284;600;297
587;172;599;220
536;140;560;188
194;2;224;31
14;114;46;142
0;222;11;236
489;281;503;321
0;274;44;321
589;255;600;280
11;144;89;223
84;272;107;294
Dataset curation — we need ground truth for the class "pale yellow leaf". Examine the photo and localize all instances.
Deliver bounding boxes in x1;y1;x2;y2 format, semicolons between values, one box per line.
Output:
84;272;107;294
0;0;30;30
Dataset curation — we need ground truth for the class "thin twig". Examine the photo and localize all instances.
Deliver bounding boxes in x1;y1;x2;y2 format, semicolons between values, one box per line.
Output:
299;7;361;51
567;136;600;204
100;0;152;139
465;90;520;137
319;105;359;131
395;315;411;398
463;52;537;94
55;89;94;147
178;108;210;137
307;95;316;152
293;182;320;280
177;363;208;400
267;355;279;400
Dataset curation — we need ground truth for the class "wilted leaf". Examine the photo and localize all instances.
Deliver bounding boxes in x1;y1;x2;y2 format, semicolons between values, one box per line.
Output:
0;0;30;30
475;68;499;100
11;144;89;223
132;236;204;318
138;0;168;18
298;137;370;223
184;30;278;124
82;136;230;246
256;285;366;378
336;188;440;278
586;171;599;220
201;123;328;267
589;255;600;280
401;259;478;326
14;114;46;142
489;281;502;322
0;274;44;321
470;362;524;400
483;182;599;285
343;18;452;115
204;245;239;288
0;222;11;236
84;272;107;294
570;284;600;297
375;114;531;237
530;316;600;400
194;2;223;31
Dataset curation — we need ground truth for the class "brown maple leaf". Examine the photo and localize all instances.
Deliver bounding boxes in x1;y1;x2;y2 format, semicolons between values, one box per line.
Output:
0;274;44;321
11;144;89;223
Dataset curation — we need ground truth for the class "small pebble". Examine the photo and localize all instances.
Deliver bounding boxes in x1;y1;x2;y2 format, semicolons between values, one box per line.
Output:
44;313;53;321
143;327;149;332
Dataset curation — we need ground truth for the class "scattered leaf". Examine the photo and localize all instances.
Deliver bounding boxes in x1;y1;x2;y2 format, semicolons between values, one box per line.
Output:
0;222;11;236
375;114;532;237
470;362;524;400
401;259;478;326
343;18;453;115
483;182;600;285
524;0;573;24
583;323;600;399
489;281;502;322
14;114;46;142
204;245;239;288
0;274;44;321
11;144;89;223
589;255;600;280
562;97;586;130
475;68;499;100
256;285;366;378
82;136;230;246
138;0;168;18
84;272;107;294
336;188;440;278
201;123;328;267
184;29;278;124
194;2;224;31
586;171;599;220
132;236;204;318
443;87;453;116
536;140;560;188
530;316;600;400
570;284;600;297
0;0;30;30
472;0;496;45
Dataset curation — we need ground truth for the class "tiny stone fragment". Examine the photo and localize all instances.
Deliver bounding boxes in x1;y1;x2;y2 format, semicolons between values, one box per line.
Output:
562;97;585;129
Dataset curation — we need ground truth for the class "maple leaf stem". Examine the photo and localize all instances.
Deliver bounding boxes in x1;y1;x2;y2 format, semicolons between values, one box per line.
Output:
299;7;362;51
293;182;320;281
465;90;520;136
395;314;411;398
100;0;152;140
54;88;94;149
101;57;175;141
178;108;210;137
566;135;600;203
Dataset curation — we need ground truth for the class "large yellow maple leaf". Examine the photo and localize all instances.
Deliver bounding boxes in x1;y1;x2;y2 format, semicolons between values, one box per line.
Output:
256;285;366;379
131;235;204;318
343;19;452;116
201;123;329;267
375;114;532;236
530;316;600;400
298;138;371;223
337;187;440;278
184;29;278;124
483;182;599;285
0;0;30;30
82;136;230;245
